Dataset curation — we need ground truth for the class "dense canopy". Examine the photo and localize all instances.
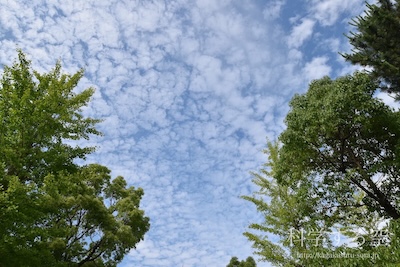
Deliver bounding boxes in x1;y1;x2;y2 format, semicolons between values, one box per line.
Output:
0;51;150;267
343;0;400;94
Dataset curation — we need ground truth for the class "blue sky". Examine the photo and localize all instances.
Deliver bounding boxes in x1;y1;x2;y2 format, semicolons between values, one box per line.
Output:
0;0;386;266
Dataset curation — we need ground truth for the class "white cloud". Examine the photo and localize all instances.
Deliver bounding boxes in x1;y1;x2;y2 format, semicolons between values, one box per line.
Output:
287;18;315;48
303;56;332;81
376;92;400;110
307;0;365;26
263;0;286;20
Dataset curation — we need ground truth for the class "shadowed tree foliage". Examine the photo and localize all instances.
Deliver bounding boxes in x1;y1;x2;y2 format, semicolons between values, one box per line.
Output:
227;256;257;267
0;51;150;267
342;0;400;95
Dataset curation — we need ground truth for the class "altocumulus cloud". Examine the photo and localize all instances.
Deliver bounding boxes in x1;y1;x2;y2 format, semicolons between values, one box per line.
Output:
0;0;367;266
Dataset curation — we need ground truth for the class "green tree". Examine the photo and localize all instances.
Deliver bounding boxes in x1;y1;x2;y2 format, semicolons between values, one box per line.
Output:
227;257;241;267
243;256;257;267
244;73;400;266
0;51;150;267
0;50;100;184
277;72;400;220
227;256;257;267
342;0;400;95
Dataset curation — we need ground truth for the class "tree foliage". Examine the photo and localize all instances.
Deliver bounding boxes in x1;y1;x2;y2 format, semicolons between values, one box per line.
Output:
0;51;101;184
244;73;400;266
278;72;400;220
342;0;400;94
246;0;400;265
226;256;257;267
0;51;150;267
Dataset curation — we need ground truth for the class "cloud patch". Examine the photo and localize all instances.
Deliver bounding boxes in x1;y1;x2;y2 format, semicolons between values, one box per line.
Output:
287;18;315;48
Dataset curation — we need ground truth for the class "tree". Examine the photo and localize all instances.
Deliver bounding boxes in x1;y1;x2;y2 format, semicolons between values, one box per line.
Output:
277;72;400;220
342;0;400;95
244;142;400;267
0;50;101;184
0;51;150;266
244;73;400;266
227;257;241;267
227;256;257;267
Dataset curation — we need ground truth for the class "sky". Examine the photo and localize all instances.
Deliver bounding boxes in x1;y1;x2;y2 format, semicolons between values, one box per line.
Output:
0;0;377;266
